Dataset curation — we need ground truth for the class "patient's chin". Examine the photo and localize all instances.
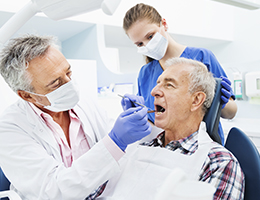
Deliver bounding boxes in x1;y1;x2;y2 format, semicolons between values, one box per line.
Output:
154;120;164;129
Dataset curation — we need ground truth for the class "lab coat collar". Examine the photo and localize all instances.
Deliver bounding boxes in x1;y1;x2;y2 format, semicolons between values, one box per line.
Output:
23;101;61;154
24;99;98;150
73;104;97;147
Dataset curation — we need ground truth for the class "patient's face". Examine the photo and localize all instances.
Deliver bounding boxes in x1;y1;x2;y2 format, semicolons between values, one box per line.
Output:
151;64;193;131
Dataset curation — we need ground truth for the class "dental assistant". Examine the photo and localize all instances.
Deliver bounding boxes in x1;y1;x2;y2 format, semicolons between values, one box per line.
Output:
123;3;237;145
0;35;151;200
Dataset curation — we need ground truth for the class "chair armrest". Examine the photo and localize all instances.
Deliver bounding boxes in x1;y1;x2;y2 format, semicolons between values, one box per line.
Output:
0;190;22;200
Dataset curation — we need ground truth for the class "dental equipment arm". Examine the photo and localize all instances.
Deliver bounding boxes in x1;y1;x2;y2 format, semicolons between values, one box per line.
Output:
0;0;122;45
0;1;39;45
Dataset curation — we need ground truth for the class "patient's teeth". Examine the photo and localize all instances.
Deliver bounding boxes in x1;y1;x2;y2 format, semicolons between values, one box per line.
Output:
157;112;162;115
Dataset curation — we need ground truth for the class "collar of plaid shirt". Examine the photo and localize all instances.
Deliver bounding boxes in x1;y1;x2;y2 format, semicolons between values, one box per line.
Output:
142;131;199;155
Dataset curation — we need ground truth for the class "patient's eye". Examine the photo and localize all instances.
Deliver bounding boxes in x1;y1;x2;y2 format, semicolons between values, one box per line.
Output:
165;83;175;88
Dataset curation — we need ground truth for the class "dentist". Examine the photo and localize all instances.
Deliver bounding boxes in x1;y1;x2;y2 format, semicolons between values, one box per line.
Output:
0;34;151;200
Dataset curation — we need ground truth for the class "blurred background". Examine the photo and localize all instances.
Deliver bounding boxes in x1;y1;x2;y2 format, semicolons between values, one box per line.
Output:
0;0;260;150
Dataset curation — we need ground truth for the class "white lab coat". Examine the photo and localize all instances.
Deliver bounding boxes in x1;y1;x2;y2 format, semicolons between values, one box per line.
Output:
0;97;120;200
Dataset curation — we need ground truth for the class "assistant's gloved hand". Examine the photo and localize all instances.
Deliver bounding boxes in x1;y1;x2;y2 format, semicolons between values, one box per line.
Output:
109;106;152;151
221;76;232;109
121;94;145;111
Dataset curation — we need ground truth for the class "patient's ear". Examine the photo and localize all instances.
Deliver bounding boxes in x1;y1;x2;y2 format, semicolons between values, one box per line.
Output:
191;91;206;112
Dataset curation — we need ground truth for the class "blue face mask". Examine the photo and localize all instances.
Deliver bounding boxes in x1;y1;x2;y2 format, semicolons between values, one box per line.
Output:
28;79;79;112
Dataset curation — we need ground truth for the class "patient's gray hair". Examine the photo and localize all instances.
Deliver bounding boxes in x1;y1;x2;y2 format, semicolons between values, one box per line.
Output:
0;34;60;93
165;57;216;115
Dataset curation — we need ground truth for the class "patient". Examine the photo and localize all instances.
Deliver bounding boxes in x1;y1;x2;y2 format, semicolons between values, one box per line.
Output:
98;57;245;200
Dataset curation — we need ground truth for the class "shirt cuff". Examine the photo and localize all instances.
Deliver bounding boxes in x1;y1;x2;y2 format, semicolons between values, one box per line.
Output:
102;135;125;162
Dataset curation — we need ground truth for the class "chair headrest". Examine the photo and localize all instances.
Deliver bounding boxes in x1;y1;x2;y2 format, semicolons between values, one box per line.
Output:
203;78;222;144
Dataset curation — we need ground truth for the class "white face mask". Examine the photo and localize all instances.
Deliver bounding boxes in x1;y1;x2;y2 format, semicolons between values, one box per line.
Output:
29;79;80;112
137;32;168;60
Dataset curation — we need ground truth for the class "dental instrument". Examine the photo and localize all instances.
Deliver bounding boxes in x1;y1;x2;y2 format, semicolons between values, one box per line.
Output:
118;94;156;113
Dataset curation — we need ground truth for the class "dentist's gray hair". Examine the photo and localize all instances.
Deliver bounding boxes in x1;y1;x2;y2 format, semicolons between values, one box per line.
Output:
165;57;216;115
0;34;59;93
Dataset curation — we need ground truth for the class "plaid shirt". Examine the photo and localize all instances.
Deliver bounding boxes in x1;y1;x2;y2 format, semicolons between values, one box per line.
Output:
142;131;245;200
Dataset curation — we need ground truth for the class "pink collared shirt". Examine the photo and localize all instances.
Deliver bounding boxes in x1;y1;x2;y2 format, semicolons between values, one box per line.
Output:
29;103;124;168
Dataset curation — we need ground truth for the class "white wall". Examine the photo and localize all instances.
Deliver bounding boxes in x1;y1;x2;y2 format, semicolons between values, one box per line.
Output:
0;75;19;114
67;0;234;41
61;25;138;91
209;5;260;121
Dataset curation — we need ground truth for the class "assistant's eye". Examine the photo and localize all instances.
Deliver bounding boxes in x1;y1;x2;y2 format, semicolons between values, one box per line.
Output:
137;42;144;47
148;34;154;40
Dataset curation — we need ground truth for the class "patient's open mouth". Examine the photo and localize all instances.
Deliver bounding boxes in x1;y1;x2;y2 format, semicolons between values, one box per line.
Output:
155;105;165;115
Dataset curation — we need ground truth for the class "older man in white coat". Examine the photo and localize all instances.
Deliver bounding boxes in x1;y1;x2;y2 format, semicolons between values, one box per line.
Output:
98;58;245;200
0;34;151;200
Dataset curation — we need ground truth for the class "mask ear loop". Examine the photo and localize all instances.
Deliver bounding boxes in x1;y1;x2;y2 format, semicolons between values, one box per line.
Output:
24;90;48;107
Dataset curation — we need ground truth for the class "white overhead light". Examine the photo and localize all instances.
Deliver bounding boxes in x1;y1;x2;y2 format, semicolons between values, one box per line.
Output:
0;0;122;45
212;0;260;10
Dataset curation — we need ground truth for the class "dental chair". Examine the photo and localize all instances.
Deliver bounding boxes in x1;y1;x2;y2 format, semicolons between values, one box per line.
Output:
0;167;21;200
203;78;260;199
225;127;260;200
203;78;222;144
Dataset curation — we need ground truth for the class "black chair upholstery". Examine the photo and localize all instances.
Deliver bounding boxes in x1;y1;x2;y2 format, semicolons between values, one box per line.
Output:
225;127;260;200
203;78;222;144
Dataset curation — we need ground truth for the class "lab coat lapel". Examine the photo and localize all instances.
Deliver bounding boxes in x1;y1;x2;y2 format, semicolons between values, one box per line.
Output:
73;105;97;147
24;101;61;158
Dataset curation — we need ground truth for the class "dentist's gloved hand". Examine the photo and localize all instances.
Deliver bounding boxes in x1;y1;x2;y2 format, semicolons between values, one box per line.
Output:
221;76;232;109
121;94;145;111
109;106;152;151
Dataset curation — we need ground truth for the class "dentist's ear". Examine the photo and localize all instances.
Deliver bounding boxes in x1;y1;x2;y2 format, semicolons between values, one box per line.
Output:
17;90;35;103
17;90;47;106
190;91;206;112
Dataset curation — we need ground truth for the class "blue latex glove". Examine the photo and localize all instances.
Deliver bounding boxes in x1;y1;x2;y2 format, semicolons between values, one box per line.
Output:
109;106;152;151
221;76;232;109
121;94;145;111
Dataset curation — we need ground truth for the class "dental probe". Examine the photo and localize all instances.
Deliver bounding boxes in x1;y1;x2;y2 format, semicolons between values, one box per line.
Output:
118;94;156;113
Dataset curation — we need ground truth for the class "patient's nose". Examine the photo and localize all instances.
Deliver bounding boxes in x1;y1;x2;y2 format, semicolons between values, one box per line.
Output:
151;85;163;97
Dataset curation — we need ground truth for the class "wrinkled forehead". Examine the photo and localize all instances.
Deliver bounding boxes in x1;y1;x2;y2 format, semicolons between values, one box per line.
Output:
160;64;193;82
